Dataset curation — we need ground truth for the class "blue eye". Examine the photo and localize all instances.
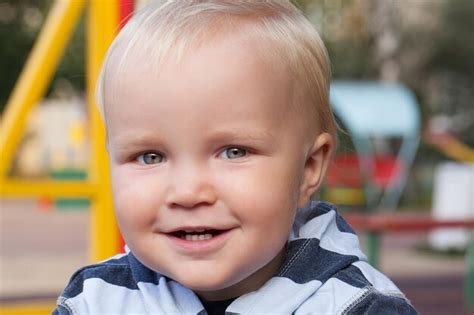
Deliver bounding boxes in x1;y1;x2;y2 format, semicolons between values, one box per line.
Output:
137;152;164;165
220;147;247;159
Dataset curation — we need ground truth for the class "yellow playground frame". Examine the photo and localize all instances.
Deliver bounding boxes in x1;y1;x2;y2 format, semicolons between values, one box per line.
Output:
0;1;122;313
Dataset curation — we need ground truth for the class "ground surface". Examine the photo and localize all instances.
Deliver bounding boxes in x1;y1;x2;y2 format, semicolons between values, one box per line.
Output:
0;198;470;314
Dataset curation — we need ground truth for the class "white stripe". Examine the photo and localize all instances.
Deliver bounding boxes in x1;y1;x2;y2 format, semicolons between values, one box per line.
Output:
138;279;203;314
352;261;402;294
291;210;367;260
228;277;322;313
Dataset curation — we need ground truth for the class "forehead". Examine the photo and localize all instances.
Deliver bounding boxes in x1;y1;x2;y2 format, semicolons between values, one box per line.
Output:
107;20;288;88
107;30;293;117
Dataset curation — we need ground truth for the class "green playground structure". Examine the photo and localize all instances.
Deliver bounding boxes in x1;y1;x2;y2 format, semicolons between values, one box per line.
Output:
326;80;421;211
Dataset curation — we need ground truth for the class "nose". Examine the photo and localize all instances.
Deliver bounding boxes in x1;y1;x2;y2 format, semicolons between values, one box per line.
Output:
165;163;217;209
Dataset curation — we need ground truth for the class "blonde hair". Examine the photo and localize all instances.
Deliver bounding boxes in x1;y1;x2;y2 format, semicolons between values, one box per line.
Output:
97;0;336;141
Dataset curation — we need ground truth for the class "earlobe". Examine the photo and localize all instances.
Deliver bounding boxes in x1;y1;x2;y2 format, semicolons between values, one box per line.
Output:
298;133;333;208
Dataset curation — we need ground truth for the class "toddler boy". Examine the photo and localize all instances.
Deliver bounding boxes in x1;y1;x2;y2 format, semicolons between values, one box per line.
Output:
54;1;417;314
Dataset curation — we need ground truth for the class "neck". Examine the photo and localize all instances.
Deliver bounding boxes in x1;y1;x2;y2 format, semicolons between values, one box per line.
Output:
196;245;287;301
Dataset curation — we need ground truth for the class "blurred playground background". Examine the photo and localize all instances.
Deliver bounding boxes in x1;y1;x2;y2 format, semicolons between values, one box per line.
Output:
1;0;473;314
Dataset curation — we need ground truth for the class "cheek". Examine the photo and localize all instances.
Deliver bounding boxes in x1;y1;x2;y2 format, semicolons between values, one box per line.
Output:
111;168;160;233
220;161;301;226
252;160;303;207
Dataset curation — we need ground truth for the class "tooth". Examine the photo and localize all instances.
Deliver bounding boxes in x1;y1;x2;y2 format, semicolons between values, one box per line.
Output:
182;233;214;241
199;234;212;240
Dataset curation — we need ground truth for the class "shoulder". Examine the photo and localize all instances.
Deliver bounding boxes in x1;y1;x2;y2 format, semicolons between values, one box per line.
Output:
297;260;418;314
53;253;202;314
298;277;417;315
59;253;136;299
334;261;417;314
54;253;152;314
334;262;418;314
344;288;418;315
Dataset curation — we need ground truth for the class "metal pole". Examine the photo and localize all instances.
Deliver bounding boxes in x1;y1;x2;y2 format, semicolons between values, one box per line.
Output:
366;231;380;268
87;0;120;261
465;233;474;308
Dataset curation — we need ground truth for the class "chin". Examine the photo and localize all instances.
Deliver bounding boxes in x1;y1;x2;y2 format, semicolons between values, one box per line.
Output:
178;274;233;291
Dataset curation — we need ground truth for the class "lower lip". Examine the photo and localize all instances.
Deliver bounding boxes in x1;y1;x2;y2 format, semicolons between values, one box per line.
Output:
165;229;233;254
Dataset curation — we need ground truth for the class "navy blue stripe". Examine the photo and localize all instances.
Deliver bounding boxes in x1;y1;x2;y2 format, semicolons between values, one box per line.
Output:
278;238;358;284
346;291;418;315
101;254;129;265
335;214;356;234
52;304;70;315
61;253;163;299
128;252;163;284
334;264;371;288
315;201;334;213
61;264;138;299
305;202;332;221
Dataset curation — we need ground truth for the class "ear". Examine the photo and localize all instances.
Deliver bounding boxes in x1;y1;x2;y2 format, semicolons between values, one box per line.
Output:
297;133;333;208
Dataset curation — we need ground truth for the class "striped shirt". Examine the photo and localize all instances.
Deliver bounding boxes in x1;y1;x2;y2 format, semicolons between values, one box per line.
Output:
54;201;417;314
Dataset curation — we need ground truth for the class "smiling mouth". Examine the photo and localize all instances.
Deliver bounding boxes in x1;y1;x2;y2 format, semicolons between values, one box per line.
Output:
170;229;227;241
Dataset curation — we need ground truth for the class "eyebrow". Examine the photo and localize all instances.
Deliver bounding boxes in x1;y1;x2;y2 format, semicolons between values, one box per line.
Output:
206;128;275;143
108;133;166;151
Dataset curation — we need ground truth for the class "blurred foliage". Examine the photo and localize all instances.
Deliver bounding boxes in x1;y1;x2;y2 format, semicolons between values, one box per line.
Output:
295;0;474;146
431;0;474;75
424;0;474;146
0;0;46;110
0;0;85;112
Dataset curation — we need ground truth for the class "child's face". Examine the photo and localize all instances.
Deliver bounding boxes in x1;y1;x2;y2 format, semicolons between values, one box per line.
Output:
105;32;328;300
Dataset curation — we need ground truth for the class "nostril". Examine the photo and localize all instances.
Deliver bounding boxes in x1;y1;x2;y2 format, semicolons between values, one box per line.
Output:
165;181;217;209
